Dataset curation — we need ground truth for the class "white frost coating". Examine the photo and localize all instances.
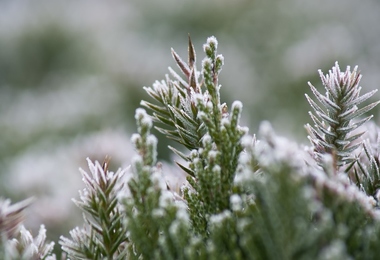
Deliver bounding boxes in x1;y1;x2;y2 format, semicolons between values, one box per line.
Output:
230;194;242;211
20;225;34;245
216;54;224;64
205;36;218;49
231;100;243;111
152;80;167;92
201;57;212;70
135;108;152;128
146;135;158;147
130;133;140;145
141;115;153;129
193;92;205;106
135;108;147;119
239;126;249;135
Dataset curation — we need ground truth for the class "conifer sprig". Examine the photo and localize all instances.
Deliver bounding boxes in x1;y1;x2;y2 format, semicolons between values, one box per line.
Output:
305;62;380;169
59;157;128;260
177;37;247;237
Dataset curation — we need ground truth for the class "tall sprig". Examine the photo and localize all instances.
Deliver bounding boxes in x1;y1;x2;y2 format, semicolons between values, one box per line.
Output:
305;62;380;169
183;37;247;237
141;36;207;175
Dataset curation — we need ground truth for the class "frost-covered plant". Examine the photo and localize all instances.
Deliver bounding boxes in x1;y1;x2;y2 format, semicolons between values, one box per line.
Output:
3;36;380;259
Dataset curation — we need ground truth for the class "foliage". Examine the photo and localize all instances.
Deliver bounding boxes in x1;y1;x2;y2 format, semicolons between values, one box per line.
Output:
2;36;380;259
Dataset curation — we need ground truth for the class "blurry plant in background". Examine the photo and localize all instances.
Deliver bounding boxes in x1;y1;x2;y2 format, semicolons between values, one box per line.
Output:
1;0;380;256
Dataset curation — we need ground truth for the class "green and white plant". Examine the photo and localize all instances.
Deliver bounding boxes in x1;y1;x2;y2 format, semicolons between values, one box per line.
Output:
2;36;380;259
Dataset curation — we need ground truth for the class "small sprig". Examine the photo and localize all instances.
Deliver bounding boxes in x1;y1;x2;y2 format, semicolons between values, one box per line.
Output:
0;198;52;259
5;225;55;260
305;62;380;169
60;157;128;260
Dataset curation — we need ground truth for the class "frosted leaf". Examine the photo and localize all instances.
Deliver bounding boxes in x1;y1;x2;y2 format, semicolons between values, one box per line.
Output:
204;36;218;51
216;54;224;65
130;133;140;146
231;100;243;111
135;108;153;127
146;135;158;147
201;58;212;72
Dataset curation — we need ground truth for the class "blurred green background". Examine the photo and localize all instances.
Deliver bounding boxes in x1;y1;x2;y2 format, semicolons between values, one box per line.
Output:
1;0;380;250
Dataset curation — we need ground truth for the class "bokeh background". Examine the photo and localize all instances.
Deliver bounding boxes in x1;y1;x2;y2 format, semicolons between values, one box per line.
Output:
1;0;380;253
